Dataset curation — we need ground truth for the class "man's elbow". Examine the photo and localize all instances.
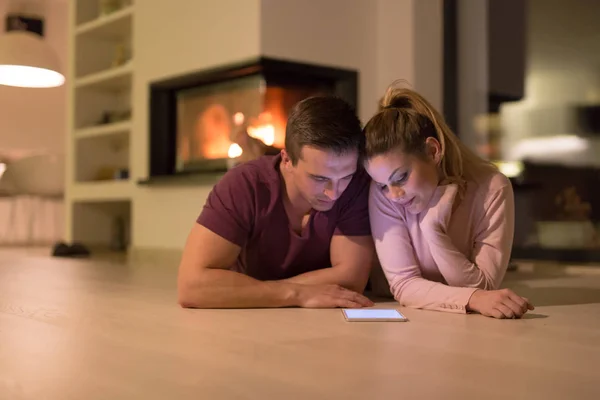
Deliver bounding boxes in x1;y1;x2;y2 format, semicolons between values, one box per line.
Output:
177;271;209;308
347;281;368;294
344;267;372;294
178;285;217;309
177;284;200;308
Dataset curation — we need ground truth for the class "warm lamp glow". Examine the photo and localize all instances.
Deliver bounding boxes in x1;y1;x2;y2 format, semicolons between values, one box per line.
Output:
0;31;65;88
494;161;523;178
0;65;64;88
511;135;589;160
228;143;243;158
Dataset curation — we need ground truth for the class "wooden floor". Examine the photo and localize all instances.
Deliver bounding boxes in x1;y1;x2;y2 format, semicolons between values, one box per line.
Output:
1;248;600;400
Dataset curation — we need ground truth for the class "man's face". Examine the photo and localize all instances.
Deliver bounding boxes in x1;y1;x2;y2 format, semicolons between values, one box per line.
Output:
282;146;359;212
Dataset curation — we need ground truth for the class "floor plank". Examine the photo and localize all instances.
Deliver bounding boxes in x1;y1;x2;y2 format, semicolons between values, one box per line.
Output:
1;248;600;399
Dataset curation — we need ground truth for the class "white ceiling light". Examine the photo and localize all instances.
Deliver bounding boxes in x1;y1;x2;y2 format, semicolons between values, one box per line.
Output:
510;134;589;160
0;30;64;88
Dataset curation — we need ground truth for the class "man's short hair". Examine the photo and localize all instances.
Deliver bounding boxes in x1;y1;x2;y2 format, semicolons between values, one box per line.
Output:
284;96;363;164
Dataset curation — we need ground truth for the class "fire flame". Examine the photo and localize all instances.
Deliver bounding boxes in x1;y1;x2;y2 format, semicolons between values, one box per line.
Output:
228;143;243;158
233;112;245;126
247;124;275;146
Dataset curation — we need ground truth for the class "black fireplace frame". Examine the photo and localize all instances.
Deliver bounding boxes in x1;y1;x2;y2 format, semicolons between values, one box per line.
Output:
139;56;358;184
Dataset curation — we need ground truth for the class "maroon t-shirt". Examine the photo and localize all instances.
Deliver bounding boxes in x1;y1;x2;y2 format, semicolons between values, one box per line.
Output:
196;154;371;280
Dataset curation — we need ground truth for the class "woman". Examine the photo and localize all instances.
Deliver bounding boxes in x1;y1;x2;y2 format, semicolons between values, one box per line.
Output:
363;84;534;319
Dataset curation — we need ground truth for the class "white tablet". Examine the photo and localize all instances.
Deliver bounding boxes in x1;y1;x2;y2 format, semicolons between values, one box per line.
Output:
342;308;408;322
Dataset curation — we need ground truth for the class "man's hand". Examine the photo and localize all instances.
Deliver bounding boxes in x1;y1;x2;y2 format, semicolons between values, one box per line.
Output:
467;288;535;319
420;184;459;234
294;284;374;308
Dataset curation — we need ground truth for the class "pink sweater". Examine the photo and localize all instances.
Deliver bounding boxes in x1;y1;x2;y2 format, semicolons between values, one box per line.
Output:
369;169;514;314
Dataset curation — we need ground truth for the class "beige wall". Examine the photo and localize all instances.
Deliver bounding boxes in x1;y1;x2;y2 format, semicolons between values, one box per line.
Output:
413;0;443;111
260;0;379;121
260;0;443;121
0;0;67;160
376;0;443;111
456;0;488;151
524;0;600;104
132;0;443;251
132;0;261;250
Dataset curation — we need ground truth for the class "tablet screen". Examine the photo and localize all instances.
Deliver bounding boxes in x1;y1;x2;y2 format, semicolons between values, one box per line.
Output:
343;309;406;320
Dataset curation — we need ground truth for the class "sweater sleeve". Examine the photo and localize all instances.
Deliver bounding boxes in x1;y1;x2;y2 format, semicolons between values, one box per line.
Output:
427;182;515;290
369;182;477;314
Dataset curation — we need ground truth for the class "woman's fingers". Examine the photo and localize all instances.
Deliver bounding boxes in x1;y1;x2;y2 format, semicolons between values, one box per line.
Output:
494;303;515;319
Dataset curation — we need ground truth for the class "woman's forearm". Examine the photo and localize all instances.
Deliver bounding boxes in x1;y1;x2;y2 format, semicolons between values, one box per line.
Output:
426;230;500;289
388;271;478;313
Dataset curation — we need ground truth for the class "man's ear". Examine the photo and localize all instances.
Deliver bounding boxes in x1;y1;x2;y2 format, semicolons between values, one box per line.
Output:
425;137;442;165
280;149;292;169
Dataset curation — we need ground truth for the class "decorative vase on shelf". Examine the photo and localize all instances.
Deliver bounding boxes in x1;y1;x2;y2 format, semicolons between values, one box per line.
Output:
99;0;122;16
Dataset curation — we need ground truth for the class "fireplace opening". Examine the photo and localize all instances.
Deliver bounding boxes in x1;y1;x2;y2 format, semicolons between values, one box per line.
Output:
176;75;330;170
143;57;357;182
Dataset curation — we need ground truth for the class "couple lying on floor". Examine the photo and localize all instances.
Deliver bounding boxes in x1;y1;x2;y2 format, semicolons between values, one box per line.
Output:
176;83;535;319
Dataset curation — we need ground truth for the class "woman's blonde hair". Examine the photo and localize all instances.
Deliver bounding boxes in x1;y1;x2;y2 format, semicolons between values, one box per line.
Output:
362;82;495;189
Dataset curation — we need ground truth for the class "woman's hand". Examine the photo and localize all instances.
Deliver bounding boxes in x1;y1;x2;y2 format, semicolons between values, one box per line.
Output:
420;183;459;234
467;288;535;319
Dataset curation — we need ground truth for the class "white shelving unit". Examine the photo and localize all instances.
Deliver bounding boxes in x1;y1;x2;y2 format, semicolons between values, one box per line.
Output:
65;0;134;252
70;180;134;202
75;62;133;91
75;6;133;38
74;120;132;139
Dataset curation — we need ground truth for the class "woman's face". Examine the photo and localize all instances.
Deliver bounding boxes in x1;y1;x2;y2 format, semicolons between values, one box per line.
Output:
365;139;441;214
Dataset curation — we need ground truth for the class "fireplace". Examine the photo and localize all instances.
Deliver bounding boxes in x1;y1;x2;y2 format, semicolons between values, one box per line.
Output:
142;57;358;182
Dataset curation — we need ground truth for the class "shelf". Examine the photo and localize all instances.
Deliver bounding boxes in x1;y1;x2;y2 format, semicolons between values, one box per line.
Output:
70;180;133;202
75;6;133;40
75;62;133;91
138;171;226;186
74;121;131;139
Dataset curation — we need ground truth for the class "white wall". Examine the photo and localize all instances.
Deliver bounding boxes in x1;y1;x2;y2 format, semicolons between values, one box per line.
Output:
0;0;67;160
132;0;443;251
260;0;443;121
260;0;379;122
132;0;261;250
413;0;443;111
457;0;488;150
376;0;414;108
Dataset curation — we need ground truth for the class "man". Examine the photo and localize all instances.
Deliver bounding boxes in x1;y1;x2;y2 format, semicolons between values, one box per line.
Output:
177;96;375;309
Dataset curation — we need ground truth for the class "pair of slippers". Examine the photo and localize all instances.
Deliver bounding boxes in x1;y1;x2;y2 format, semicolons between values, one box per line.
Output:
52;242;91;258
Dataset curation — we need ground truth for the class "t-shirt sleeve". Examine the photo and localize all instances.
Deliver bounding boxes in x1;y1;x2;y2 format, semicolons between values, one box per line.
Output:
333;169;372;236
196;167;256;247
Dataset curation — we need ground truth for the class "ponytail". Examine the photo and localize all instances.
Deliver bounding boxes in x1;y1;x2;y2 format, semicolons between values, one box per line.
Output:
364;81;494;188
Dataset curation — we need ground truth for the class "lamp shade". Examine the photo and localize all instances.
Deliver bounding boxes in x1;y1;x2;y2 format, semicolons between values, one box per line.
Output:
0;31;65;88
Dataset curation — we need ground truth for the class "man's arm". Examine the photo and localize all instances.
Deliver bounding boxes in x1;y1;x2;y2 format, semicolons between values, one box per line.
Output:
177;224;372;309
177;224;297;308
283;235;375;293
176;167;297;309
